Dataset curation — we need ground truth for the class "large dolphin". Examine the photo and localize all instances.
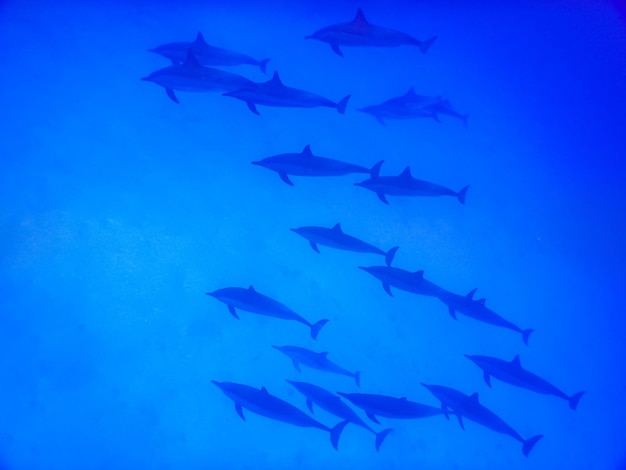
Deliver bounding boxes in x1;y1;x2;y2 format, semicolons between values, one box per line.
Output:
306;8;437;57
273;345;361;387
437;288;534;345
149;32;270;73
206;286;328;340
355;164;469;205
465;354;585;410
212;381;347;449
252;145;380;185
421;383;543;457
291;222;398;266
337;392;450;423
286;380;393;452
358;262;446;298
141;50;254;103
223;72;350;115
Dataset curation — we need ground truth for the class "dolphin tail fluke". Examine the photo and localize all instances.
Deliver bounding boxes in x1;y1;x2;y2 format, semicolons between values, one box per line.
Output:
354;371;361;388
385;246;399;267
522;328;534;346
568;391;585;411
258;58;271;74
522;434;543;457
330;420;349;450
370;160;384;178
419;36;437;54
375;428;393;452
310;319;329;340
457;185;470;204
337;95;351;114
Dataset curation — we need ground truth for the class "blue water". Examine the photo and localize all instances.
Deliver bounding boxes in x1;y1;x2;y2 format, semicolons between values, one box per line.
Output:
1;1;625;469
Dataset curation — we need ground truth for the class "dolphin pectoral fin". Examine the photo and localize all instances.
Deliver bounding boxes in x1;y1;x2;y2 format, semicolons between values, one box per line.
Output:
456;414;465;430
522;435;543;457
235;403;245;421
331;43;344;57
246;101;260;115
569;391;585;411
383;283;393;297
166;88;180;103
329;420;348;450
483;372;492;387
366;411;380;424
306;398;314;414
292;360;301;372
279;173;294;186
309;241;320;253
447;306;457;320
227;305;239;319
376;192;389;204
375;428;393;452
354;371;361;388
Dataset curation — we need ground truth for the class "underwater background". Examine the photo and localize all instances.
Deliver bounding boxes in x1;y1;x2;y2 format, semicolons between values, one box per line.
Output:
1;0;625;468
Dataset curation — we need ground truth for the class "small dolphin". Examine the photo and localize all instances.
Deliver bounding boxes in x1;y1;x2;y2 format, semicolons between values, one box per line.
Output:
306;8;437;57
437;288;534;345
357;87;443;125
423;99;469;127
273;345;360;387
141;50;254;103
465;354;585;410
355;164;469;205
223;72;350;115
291;223;398;266
337;392;449;423
149;32;270;73
252;145;380;185
421;383;543;457
212;381;347;449
358;263;446;298
286;380;393;452
206;286;328;340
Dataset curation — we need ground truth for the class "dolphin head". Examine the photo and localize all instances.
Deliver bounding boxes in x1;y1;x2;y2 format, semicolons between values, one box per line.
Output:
290;227;304;235
211;380;224;390
271;345;285;353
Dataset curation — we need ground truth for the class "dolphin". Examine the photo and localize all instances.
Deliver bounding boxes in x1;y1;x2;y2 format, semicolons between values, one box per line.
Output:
252;145;380;185
223;72;350;115
358;263;446;298
421;383;543;457
306;8;437;57
206;286;328;340
273;345;361;387
212;381;347;449
149;32;270;73
286;380;393;452
337;392;449;423
141;49;254;103
290;223;398;266
437;288;534;345
357;87;444;125
355;164;469;205
465;354;585;410
423;99;469;127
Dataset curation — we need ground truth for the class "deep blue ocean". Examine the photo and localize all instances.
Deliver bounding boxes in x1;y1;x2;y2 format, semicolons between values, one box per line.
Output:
1;1;625;469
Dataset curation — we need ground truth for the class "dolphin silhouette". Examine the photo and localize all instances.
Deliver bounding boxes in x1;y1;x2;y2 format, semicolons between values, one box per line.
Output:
337;392;449;423
358;264;446;298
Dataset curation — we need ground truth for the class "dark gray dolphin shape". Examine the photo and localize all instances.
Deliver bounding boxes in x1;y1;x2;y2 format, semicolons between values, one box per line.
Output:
337;392;449;423
437;288;534;345
252;145;380;185
465;354;585;410
357;87;442;125
273;345;360;387
223;72;350;115
149;32;270;73
423;98;469;127
358;263;446;299
206;286;328;340
212;381;347;449
286;380;393;452
421;383;543;457
306;8;437;57
291;222;398;266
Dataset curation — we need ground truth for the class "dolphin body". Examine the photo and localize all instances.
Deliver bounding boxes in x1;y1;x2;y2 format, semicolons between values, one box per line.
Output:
212;381;347;449
355;164;469;205
465;354;585;410
149;32;270;73
273;345;361;387
291;223;398;266
421;383;543;457
437;288;534;345
357;87;442;125
141;50;254;103
286;380;393;452
252;145;379;185
423;99;469;127
206;286;328;340
306;8;437;57
337;392;449;423
223;72;350;115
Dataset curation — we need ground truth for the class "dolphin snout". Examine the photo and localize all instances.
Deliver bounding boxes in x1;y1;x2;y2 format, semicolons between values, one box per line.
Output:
211;380;222;387
251;161;262;166
205;292;216;297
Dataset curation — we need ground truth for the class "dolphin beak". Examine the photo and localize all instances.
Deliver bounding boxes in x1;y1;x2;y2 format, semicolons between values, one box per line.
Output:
251;161;262;166
304;35;313;40
289;228;298;233
354;182;364;187
420;383;432;392
205;292;216;297
211;380;222;388
271;345;281;351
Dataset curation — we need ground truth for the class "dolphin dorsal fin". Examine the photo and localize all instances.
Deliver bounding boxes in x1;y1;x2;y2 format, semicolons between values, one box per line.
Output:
248;285;257;292
400;167;412;178
470;393;479;403
261;386;269;394
302;145;313;156
511;355;521;367
317;351;329;359
183;49;201;67
353;8;369;24
332;223;342;232
400;396;407;401
194;32;207;45
413;270;424;278
405;87;416;97
466;288;478;299
271;71;283;85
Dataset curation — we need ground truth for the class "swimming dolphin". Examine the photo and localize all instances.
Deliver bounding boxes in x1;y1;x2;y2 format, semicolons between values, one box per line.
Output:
306;8;437;57
337;392;449;423
437;288;534;345
149;32;270;73
421;383;543;457
212;380;347;449
291;223;398;266
141;49;254;103
355;164;469;205
423;99;469;127
273;345;361;387
223;72;350;115
358;262;446;298
286;380;393;451
206;286;328;340
464;354;585;410
357;87;443;125
252;145;380;185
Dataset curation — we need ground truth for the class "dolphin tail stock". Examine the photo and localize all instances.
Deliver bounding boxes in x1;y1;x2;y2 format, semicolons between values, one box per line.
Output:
336;95;351;114
354;371;361;388
258;58;271;74
385;246;399;267
369;160;384;178
457;185;470;205
375;428;393;452
419;36;438;54
522;328;534;346
522;434;543;457
329;420;349;450
310;319;329;340
568;391;585;411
